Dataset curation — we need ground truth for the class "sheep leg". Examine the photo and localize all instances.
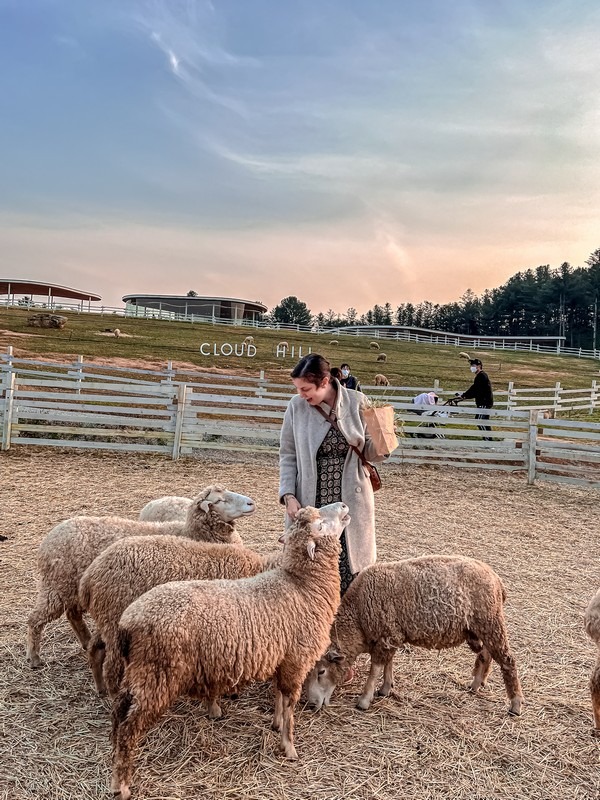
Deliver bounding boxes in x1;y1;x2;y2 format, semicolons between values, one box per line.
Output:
356;660;384;710
484;623;524;716
272;685;283;733
103;641;127;700
26;586;64;667
65;605;92;651
376;654;396;697
590;655;600;735
206;696;223;720
470;646;493;693
87;633;107;696
280;691;300;760
111;687;169;800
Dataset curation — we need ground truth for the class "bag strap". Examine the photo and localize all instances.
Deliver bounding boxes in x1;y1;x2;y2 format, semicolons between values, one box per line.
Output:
314;405;371;468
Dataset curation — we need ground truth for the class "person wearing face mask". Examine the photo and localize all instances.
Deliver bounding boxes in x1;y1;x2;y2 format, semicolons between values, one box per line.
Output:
279;353;384;595
459;358;494;440
339;363;361;392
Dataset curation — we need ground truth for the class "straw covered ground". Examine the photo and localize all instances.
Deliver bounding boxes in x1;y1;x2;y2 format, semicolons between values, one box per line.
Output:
1;448;599;800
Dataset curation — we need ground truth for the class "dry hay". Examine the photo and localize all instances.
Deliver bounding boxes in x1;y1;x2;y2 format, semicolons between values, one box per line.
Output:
1;449;599;799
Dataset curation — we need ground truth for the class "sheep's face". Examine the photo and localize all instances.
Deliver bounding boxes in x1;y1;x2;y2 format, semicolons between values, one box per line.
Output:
305;649;346;710
280;505;349;563
194;486;256;522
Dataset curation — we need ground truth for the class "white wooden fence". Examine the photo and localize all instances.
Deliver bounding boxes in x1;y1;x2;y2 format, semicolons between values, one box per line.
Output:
1;352;599;487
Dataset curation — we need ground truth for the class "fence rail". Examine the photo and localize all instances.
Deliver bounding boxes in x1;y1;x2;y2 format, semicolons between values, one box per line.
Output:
1;352;599;487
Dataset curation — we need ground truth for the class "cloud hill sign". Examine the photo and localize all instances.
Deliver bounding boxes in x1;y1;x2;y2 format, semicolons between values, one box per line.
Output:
200;342;257;357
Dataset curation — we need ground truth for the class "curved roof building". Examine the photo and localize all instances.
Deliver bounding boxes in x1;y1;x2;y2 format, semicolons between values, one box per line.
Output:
0;279;101;306
122;293;267;322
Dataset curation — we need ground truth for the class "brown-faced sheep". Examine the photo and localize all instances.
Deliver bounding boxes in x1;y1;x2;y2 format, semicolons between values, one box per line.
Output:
80;538;282;697
111;503;350;799
376;353;387;363
305;555;523;716
584;588;600;734
26;486;255;668
369;341;380;350
374;374;390;386
138;496;192;522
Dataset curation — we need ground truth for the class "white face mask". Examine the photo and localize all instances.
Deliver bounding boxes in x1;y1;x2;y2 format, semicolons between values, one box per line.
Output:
470;366;478;373
341;369;350;377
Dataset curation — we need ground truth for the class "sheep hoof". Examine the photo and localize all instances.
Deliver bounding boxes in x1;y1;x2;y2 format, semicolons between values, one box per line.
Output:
355;698;371;711
283;745;298;760
271;721;281;732
507;698;523;716
27;655;43;669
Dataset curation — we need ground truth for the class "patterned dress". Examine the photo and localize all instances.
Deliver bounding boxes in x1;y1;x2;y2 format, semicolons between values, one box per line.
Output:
315;424;356;595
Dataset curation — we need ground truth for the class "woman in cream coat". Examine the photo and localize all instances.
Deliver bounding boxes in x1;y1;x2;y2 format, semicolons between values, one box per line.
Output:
279;354;387;593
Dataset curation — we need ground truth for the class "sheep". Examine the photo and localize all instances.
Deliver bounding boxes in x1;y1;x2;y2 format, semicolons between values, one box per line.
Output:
459;351;471;361
113;328;121;339
25;486;255;668
329;340;339;346
584;588;600;734
243;335;254;346
369;341;380;350
305;555;524;717
277;340;289;349
138;496;192;523
110;503;350;798
374;373;390;387
376;353;387;363
80;540;280;697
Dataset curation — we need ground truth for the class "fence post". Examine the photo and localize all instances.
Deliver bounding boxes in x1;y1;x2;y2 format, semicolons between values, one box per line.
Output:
592;380;598;410
171;383;188;460
554;381;562;413
1;353;15;451
73;354;84;394
526;409;539;485
506;381;515;411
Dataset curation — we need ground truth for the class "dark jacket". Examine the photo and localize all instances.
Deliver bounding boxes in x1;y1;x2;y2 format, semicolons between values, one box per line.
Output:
462;370;493;408
341;374;361;392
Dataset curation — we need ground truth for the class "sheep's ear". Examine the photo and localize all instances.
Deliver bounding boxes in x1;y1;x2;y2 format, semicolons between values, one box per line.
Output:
327;649;344;664
200;500;212;513
306;539;316;560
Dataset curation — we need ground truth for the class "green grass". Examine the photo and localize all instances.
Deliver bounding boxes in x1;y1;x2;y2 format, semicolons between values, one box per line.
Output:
1;307;599;396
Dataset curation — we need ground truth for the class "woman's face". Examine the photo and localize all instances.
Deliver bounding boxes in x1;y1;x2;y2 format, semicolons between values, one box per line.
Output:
293;376;331;406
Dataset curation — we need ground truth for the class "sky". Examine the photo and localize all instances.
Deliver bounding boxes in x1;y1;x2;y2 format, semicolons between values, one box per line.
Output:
1;0;599;314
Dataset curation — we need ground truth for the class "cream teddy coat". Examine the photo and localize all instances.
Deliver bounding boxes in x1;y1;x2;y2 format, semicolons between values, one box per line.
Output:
279;383;386;574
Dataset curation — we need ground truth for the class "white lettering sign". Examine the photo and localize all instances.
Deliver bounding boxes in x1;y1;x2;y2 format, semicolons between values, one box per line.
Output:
200;342;257;357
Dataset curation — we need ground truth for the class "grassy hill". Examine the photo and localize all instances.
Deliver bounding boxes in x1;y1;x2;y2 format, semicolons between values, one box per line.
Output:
1;306;598;393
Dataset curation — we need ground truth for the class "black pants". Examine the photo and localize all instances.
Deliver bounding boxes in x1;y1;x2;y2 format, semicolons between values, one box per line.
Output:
476;406;493;441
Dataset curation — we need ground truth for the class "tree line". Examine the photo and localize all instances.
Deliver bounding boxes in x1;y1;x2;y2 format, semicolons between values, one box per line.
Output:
269;248;600;349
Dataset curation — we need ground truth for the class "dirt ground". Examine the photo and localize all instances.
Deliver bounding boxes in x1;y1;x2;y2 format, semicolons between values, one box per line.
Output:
1;448;599;800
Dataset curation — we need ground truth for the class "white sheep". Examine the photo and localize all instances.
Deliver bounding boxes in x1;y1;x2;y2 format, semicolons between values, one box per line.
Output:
138;496;192;522
243;335;254;346
79;539;280;697
329;340;339;346
277;340;289;349
26;486;255;668
584;588;600;734
369;341;380;350
110;503;350;798
376;353;387;362
374;373;390;386
305;555;524;716
113;328;121;339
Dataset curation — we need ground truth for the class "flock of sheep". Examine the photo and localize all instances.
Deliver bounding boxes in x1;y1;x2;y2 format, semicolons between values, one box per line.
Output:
26;480;568;799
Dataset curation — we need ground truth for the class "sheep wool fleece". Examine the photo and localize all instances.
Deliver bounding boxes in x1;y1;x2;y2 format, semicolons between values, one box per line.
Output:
279;386;384;573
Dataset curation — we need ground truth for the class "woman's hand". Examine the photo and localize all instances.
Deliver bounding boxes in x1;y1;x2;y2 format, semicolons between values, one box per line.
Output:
284;495;301;520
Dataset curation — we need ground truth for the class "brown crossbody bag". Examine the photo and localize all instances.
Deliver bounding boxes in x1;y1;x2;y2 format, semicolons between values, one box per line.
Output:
315;406;382;492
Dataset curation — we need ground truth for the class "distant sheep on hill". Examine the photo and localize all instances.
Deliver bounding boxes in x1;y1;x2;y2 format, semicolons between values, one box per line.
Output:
376;353;387;363
277;340;289;349
243;335;255;346
113;328;121;339
329;340;339;346
374;374;389;386
369;342;380;350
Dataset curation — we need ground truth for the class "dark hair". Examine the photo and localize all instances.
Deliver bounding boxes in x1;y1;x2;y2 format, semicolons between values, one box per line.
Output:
340;363;350;370
470;359;483;366
330;367;342;380
290;354;330;386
